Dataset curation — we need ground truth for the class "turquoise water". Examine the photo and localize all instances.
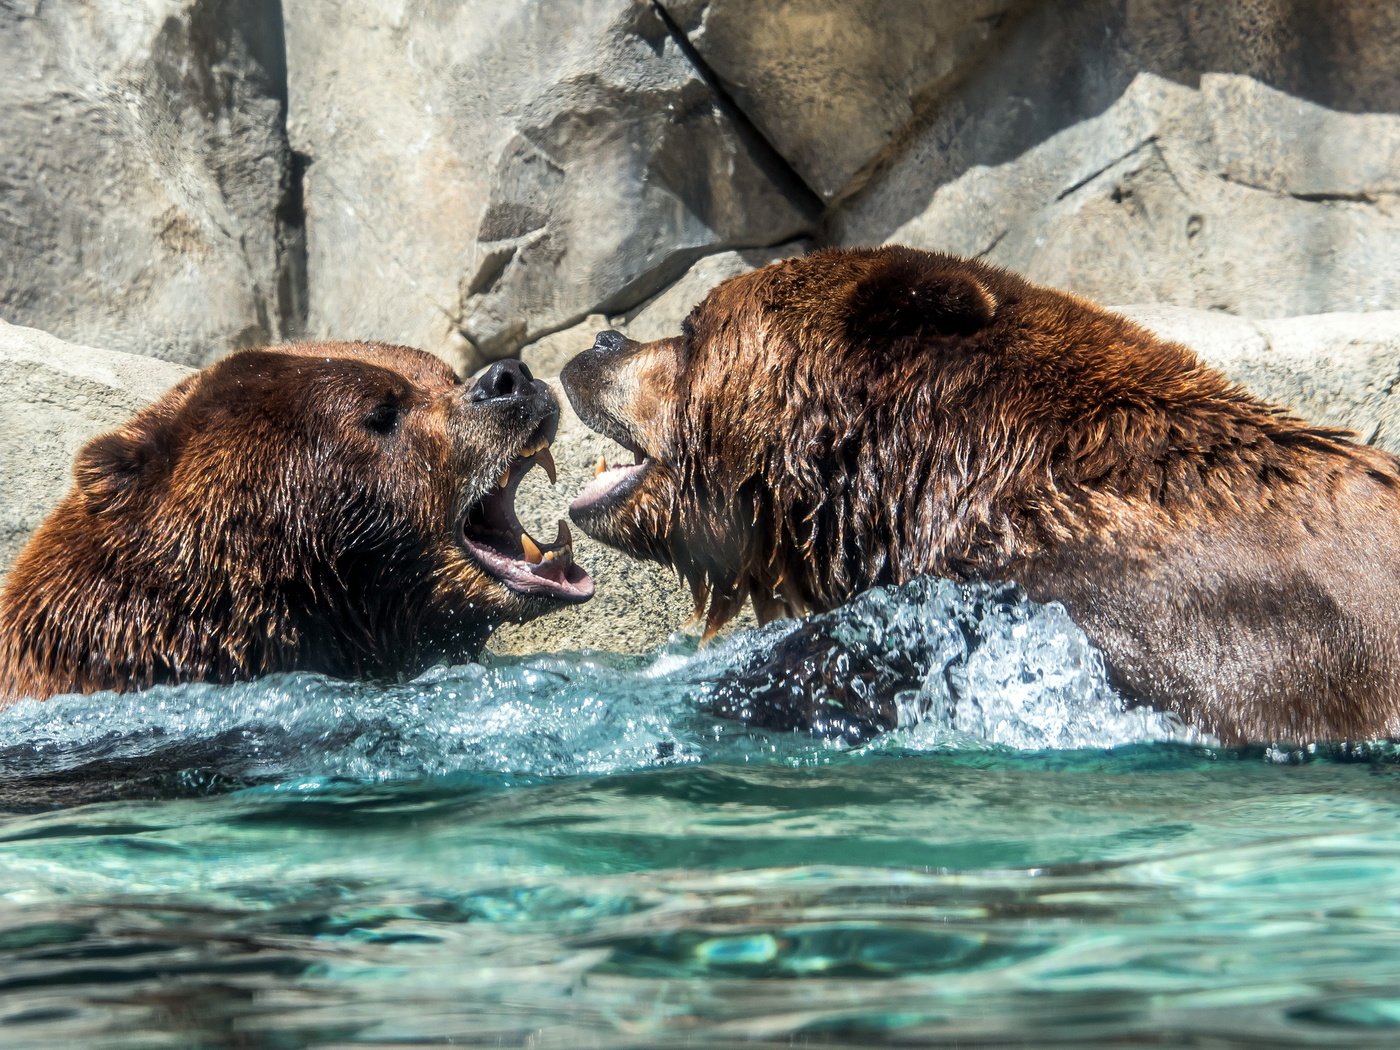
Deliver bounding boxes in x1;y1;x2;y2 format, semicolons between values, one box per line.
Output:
1;581;1399;1048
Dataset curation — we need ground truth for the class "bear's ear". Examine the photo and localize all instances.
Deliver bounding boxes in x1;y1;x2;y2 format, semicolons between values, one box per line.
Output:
846;256;997;344
75;428;167;512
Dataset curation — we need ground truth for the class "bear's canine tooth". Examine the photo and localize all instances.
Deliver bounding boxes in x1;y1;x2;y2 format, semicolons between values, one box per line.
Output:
535;447;557;484
520;533;543;563
496;467;512;489
594;455;608;477
554;519;573;549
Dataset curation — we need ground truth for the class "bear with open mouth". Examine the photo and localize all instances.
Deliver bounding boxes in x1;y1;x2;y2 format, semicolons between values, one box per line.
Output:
561;245;1400;746
0;342;592;702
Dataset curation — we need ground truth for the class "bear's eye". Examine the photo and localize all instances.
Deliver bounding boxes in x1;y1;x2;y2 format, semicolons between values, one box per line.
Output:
363;398;403;435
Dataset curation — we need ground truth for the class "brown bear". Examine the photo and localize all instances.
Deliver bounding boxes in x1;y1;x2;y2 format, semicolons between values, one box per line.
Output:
0;341;592;702
561;245;1400;745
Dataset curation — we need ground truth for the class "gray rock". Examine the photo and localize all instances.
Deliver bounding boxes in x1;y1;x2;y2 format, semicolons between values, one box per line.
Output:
517;244;808;377
284;0;812;371
0;321;193;573
1119;305;1400;453
830;0;1400;319
837;72;1400;318
1205;75;1400;198
520;316;609;380
0;0;299;365
658;0;1021;202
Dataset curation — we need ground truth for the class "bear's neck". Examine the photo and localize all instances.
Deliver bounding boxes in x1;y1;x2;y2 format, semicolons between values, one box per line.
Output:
741;383;1377;623
0;499;484;701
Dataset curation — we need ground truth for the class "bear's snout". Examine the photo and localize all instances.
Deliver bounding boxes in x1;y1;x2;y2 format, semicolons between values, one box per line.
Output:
592;330;629;353
473;359;535;403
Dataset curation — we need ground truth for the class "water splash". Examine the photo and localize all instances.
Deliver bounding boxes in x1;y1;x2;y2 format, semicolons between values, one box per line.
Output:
0;579;1192;793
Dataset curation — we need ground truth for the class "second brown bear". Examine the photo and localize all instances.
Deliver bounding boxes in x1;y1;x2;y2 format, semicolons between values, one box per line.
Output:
562;246;1400;745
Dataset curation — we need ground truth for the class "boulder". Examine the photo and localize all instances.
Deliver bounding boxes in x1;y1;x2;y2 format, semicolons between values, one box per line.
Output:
284;0;813;371
0;321;193;571
835;72;1400;318
656;0;1022;202
0;0;299;365
831;0;1400;319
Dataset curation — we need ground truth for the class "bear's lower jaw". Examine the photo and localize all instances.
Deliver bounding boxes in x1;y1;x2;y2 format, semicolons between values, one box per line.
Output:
458;449;594;605
461;518;594;604
569;460;649;523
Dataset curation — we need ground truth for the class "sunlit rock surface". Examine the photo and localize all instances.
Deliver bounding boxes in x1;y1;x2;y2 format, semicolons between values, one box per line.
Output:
0;320;193;569
518;242;806;376
656;0;1023;202
0;0;300;365
284;0;812;370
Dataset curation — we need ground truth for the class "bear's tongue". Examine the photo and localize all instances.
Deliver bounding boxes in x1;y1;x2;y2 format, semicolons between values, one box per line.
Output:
569;452;648;514
460;449;594;603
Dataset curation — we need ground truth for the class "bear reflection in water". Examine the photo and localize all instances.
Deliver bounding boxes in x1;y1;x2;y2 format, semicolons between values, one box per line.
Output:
0;343;592;703
563;245;1400;746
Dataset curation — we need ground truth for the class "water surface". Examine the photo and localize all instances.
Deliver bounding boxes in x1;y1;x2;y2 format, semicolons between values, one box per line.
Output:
0;580;1397;1048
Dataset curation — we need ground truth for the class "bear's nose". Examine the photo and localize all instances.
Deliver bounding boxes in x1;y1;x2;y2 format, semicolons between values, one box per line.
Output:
593;330;628;353
473;359;534;402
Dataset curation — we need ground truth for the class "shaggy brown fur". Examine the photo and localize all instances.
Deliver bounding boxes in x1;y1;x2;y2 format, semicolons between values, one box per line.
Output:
562;246;1400;744
0;341;589;702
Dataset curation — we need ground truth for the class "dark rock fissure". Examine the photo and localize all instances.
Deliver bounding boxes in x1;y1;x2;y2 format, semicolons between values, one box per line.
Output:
485;0;825;360
1054;137;1158;202
275;148;310;340
1216;173;1391;207
267;0;307;341
650;0;824;221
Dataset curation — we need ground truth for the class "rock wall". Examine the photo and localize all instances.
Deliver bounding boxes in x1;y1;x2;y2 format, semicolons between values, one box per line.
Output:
5;0;1400;652
0;0;301;366
4;0;1399;366
284;1;813;371
0;321;193;568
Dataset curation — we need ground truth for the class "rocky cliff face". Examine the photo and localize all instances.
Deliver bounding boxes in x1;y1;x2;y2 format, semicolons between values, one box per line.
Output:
5;0;1399;367
0;0;302;365
284;0;814;370
5;0;1400;649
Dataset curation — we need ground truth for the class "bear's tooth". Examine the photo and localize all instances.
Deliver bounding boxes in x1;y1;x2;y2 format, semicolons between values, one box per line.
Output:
535;447;557;484
497;468;511;489
554;519;572;549
594;455;607;477
520;533;543;563
540;549;558;563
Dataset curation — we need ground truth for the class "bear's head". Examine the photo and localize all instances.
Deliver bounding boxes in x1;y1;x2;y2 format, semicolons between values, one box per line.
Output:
560;246;1218;634
1;341;592;697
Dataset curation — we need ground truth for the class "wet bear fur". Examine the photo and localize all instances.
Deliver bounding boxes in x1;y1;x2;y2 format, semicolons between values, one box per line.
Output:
562;246;1400;745
0;342;582;702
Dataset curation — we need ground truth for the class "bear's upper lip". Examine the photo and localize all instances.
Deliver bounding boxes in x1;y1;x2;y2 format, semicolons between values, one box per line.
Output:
458;421;594;604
